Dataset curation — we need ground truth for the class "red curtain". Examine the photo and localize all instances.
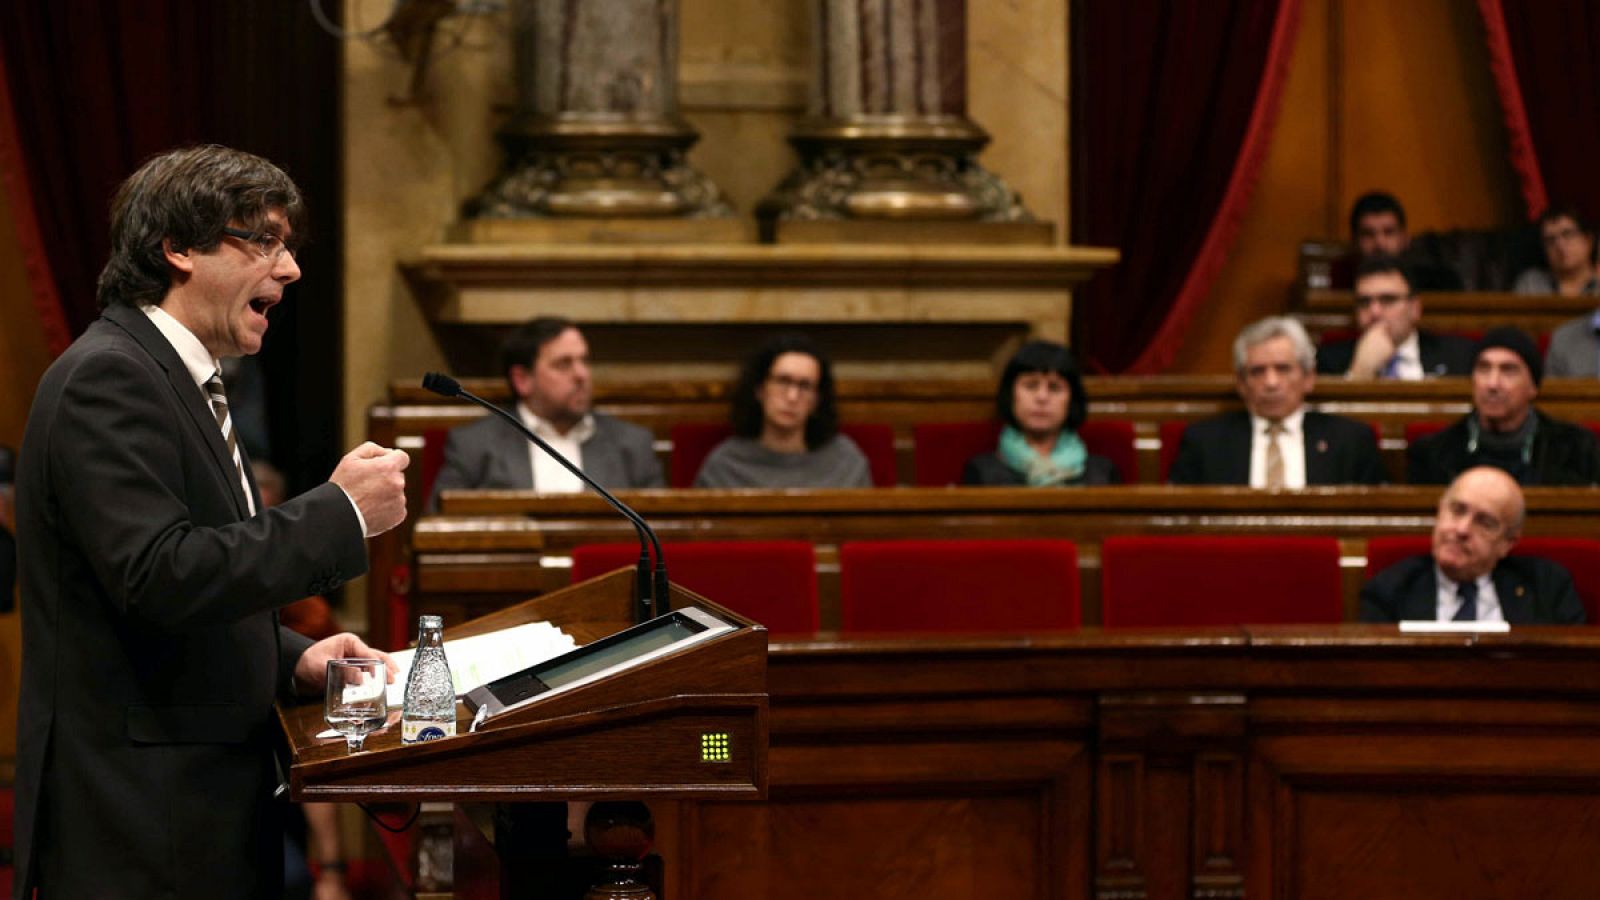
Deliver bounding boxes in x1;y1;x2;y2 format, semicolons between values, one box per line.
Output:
0;1;217;339
1070;0;1303;374
0;1;345;491
1478;0;1600;219
0;41;71;355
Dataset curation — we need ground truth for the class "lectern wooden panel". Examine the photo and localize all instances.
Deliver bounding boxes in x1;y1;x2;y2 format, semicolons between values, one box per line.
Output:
279;569;769;804
659;628;1600;899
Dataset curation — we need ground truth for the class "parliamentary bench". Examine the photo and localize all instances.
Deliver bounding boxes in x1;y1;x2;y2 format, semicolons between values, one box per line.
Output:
1295;289;1595;339
369;374;1600;488
393;486;1600;641
363;378;1600;644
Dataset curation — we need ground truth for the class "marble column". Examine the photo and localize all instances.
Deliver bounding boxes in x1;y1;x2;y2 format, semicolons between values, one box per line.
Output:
469;0;730;218
759;0;1032;232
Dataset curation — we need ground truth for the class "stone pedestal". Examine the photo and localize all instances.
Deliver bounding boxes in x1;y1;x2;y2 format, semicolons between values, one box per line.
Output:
759;0;1033;238
470;0;731;219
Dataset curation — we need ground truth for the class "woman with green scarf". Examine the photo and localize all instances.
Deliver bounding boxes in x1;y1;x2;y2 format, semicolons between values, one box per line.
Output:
962;341;1120;486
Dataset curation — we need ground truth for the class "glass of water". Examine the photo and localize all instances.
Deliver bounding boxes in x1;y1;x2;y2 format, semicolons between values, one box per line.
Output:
325;658;388;753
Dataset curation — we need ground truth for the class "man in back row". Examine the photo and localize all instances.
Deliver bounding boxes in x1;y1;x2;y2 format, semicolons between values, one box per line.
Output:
1316;256;1474;379
1169;317;1386;486
1408;327;1600;485
1361;466;1586;624
428;317;663;509
1343;190;1464;291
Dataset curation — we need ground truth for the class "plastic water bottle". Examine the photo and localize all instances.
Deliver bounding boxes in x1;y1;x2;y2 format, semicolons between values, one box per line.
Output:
402;615;456;743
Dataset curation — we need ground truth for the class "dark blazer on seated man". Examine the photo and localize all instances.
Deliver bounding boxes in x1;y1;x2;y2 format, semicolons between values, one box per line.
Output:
1359;554;1587;624
1169;410;1386;486
1315;329;1476;377
1407;409;1600;486
428;409;662;507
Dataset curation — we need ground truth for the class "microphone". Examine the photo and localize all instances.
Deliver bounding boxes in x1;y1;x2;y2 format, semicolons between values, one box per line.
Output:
422;372;669;623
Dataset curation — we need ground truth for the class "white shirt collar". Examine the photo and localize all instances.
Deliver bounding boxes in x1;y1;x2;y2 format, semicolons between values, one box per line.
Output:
1250;406;1306;437
141;303;220;387
516;403;596;444
1432;564;1503;623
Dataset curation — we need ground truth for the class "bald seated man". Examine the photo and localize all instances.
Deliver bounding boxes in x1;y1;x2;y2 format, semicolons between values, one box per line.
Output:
1360;467;1586;624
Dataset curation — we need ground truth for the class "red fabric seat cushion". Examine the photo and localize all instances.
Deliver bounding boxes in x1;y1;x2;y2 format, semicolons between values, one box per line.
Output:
840;539;1080;633
572;541;818;635
1101;535;1343;627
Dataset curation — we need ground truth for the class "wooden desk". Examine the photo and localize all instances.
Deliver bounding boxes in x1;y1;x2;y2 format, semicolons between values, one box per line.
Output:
656;627;1600;899
405;485;1600;629
1299;288;1593;335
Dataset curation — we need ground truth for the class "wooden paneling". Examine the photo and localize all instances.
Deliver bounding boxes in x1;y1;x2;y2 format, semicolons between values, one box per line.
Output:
653;629;1600;898
406;486;1600;633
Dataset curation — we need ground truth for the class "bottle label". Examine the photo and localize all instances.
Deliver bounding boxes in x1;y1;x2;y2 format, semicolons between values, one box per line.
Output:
402;720;456;743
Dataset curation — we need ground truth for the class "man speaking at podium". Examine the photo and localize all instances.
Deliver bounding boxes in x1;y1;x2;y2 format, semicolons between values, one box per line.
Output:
12;146;408;899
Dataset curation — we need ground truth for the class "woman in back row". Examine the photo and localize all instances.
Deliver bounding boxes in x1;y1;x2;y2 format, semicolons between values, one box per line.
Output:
695;333;872;488
963;340;1121;486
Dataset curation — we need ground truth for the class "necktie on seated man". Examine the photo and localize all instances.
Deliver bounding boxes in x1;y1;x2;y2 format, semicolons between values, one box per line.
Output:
204;371;253;512
1264;421;1285;490
1452;579;1478;622
1380;354;1401;378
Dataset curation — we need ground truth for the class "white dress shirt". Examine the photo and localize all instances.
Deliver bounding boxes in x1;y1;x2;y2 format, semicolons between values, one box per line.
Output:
139;304;370;534
1434;566;1504;622
1385;331;1424;380
1248;408;1307;489
518;404;594;493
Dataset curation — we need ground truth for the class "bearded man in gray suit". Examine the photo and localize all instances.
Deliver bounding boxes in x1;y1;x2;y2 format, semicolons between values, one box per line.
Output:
428;317;663;508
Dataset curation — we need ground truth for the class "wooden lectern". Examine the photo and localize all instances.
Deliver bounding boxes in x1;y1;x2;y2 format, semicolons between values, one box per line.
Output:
278;569;769;898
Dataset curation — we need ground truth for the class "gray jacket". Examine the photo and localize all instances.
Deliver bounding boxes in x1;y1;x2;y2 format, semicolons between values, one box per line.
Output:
427;409;663;510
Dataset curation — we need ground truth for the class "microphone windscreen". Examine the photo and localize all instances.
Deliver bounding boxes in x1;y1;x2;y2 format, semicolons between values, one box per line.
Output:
422;372;461;398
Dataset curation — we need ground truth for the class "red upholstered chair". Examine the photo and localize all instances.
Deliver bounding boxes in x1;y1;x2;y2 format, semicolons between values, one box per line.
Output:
668;422;733;487
1365;535;1432;578
1403;421;1450;446
571;541;819;635
1159;420;1190;483
669;421;897;487
913;421;1001;485
839;539;1080;633
840;423;899;486
1585;423;1600;444
1081;420;1137;483
912;419;1136;485
1100;535;1344;627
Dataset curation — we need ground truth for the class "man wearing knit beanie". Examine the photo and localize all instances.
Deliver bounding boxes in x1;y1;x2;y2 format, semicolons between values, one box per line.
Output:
1408;326;1600;485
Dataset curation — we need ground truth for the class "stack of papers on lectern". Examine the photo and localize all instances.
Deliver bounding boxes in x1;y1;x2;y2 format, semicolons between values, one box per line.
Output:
385;621;577;706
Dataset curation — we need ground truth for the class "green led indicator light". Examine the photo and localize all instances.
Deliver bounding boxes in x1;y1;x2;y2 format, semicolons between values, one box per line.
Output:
701;732;731;763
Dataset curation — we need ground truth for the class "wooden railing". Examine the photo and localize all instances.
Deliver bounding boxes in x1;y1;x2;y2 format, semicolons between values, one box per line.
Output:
390;485;1600;636
642;627;1600;899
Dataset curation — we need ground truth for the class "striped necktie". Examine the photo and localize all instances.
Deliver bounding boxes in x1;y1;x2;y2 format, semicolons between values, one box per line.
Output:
203;371;250;509
1264;421;1286;489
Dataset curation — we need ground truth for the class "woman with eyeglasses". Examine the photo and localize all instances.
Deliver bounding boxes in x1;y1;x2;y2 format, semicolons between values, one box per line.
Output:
1514;203;1600;297
963;340;1120;486
693;333;872;488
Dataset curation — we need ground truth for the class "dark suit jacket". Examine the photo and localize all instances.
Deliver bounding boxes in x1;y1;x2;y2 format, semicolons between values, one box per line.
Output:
13;305;368;899
1168;410;1387;485
961;452;1120;486
1406;410;1600;486
1315;329;1476;377
427;408;664;510
1359;553;1587;624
